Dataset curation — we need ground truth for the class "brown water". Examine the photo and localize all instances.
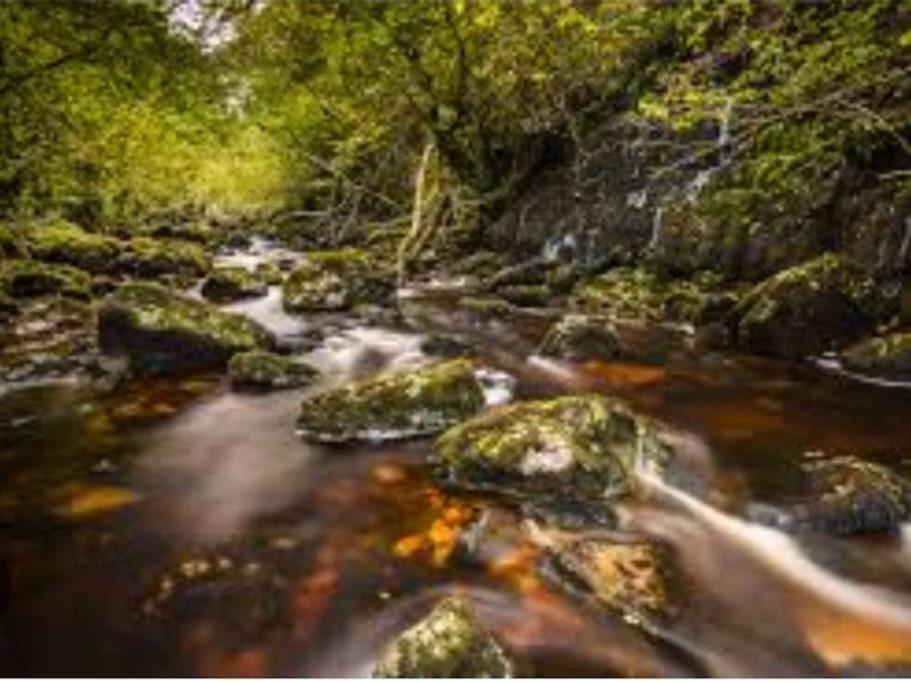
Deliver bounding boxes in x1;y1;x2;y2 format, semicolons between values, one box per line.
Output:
4;260;911;675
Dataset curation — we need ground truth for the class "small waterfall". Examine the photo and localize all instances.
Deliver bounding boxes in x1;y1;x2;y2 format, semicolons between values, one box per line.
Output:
648;206;664;251
683;97;735;203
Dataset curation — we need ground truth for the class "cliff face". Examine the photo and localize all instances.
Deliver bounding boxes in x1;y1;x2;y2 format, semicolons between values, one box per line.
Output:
482;1;911;284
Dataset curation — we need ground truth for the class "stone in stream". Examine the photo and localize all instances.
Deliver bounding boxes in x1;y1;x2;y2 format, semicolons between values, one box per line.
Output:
732;252;888;359
431;394;672;508
283;249;394;312
24;219;120;274
97;282;274;377
297;359;486;443
117;236;211;279
228;350;316;390
537;314;622;362
542;533;679;625
373;597;517;678
254;261;284;285
840;331;911;381
201;265;269;303
750;455;911;535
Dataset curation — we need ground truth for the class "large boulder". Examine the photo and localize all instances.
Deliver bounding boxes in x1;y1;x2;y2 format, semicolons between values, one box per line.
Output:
373;597;516;678
283;250;394;312
750;455;911;535
297;359;485;443
0;259;91;300
97;282;274;376
840;331;911;380
431;394;671;507
201;266;268;303
732;253;886;359
228;350;316;390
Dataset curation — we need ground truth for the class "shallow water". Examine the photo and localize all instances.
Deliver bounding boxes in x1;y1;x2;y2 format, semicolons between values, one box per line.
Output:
4;257;911;675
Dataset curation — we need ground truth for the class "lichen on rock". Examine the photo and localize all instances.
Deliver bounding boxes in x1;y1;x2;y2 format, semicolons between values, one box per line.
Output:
373;597;516;678
297;359;486;443
732;252;886;359
97;281;274;376
431;394;671;507
228;350;316;390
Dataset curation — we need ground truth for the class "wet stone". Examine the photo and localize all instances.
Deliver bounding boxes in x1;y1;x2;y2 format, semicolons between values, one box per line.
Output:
373;597;516;678
538;314;622;362
431;394;672;509
840;331;911;381
228;350;317;390
297;359;486;443
201;265;268;303
750;455;911;535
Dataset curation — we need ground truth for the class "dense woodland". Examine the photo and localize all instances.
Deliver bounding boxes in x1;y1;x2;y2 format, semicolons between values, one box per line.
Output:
4;1;911;677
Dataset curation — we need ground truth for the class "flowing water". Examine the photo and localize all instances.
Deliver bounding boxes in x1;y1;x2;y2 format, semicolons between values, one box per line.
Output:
4;243;911;676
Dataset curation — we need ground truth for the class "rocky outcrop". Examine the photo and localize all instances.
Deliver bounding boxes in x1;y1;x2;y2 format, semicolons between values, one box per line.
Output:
431;394;671;508
97;282;274;376
732;253;887;359
373;598;516;678
297;359;485;443
228;350;316;390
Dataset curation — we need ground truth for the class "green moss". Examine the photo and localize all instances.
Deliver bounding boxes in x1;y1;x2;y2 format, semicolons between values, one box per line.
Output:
228;350;316;389
26;219;119;274
373;597;516;678
538;314;621;362
201;266;268;303
841;332;911;380
283;249;394;312
733;252;885;358
120;237;211;278
432;394;671;505
497;284;551;308
97;282;274;376
253;261;284;285
0;259;91;299
298;359;485;443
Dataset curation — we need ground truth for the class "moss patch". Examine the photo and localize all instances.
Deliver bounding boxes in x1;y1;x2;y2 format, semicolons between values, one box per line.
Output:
283;249;394;312
228;350;316;390
841;332;911;381
0;259;91;299
298;359;485;443
201;266;268;303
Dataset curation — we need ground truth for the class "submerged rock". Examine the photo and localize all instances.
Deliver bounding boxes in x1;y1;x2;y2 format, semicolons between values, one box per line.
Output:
228;350;316;390
97;282;274;376
0;259;91;299
733;253;885;359
544;534;678;624
538;314;621;362
432;394;671;506
298;359;485;443
751;455;911;535
201;265;268;303
283;250;394;312
840;331;911;380
373;597;516;678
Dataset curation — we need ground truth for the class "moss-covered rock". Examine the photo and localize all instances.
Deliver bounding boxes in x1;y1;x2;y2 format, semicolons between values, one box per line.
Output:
0;225;29;259
458;296;518;317
0;259;92;299
732;253;885;359
283;249;394;312
572;267;713;324
431;394;671;506
253;261;284;285
26;219;119;274
545;536;678;624
373;597;516;678
201;266;268;303
97;282;274;376
840;332;911;380
118;237;211;278
451;250;510;280
497;284;551;308
228;350;316;390
752;455;911;535
298;359;485;443
538;314;622;362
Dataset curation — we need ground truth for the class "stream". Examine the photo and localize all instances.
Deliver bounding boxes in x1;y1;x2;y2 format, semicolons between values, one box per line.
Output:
3;241;911;676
